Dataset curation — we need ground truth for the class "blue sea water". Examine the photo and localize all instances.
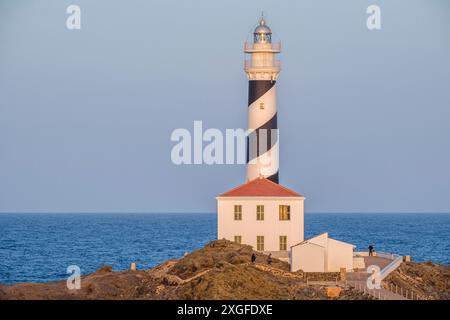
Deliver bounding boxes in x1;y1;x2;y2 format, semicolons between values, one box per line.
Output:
0;213;448;284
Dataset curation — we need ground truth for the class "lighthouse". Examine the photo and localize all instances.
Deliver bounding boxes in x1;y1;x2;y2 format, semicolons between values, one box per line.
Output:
216;14;303;261
244;15;281;184
216;15;358;272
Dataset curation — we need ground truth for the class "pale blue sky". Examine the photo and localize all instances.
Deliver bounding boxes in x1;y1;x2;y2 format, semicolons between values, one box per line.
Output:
1;0;449;213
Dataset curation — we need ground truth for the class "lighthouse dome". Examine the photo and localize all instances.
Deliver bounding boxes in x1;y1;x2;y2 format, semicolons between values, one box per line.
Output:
254;18;272;35
253;17;272;43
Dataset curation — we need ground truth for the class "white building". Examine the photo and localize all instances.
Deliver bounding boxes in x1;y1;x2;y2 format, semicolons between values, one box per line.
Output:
290;233;355;272
217;177;304;260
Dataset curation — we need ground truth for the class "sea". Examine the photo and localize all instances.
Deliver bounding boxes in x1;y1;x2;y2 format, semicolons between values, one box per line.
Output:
0;213;448;284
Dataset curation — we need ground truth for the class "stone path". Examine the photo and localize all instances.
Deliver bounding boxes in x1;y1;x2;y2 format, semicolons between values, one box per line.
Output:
251;263;303;279
163;268;213;285
347;256;407;300
364;256;392;269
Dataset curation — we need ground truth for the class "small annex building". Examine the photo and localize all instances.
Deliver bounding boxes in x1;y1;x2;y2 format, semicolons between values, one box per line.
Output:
290;233;356;272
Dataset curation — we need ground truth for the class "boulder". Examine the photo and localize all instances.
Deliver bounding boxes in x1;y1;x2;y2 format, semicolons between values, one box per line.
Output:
326;287;342;298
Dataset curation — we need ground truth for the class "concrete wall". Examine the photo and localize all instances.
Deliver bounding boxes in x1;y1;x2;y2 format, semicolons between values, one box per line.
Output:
327;238;354;272
291;242;325;272
217;196;304;252
353;256;366;270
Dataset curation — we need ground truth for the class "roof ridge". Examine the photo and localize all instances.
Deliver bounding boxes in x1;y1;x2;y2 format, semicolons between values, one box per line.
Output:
218;177;303;197
291;240;325;249
263;177;301;195
217;178;256;195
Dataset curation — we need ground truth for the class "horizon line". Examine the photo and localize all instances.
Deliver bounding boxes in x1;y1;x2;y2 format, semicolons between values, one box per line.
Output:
0;211;449;215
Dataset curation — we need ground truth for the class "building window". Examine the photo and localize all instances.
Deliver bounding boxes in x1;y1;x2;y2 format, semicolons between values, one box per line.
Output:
257;236;264;251
259;102;264;110
234;236;242;244
279;205;290;220
234;205;242;220
256;205;264;221
279;236;287;251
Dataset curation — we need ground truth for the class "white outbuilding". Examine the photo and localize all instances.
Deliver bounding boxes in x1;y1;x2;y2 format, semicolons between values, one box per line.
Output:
290;233;356;272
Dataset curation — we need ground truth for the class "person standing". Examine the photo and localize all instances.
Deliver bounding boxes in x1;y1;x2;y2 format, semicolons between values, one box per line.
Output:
368;245;374;256
251;253;256;263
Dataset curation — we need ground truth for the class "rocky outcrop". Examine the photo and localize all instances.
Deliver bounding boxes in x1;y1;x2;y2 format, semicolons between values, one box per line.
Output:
383;261;449;300
1;240;446;300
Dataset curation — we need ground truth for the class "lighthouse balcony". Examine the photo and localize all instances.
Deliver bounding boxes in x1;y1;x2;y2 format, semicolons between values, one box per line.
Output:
244;60;281;73
244;42;281;53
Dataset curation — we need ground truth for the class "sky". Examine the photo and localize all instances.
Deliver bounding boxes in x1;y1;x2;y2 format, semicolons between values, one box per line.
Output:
0;0;449;213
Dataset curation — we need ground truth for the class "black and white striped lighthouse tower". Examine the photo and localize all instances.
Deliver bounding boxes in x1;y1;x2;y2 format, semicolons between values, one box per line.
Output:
244;15;281;183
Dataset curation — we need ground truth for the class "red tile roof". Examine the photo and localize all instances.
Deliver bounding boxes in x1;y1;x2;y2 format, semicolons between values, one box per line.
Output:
219;178;303;197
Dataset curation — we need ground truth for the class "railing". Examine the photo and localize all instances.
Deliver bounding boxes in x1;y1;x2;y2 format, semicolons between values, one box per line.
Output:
376;251;399;260
354;251;400;259
347;251;412;300
385;282;426;300
379;254;403;281
347;280;426;300
244;42;281;52
376;253;427;299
